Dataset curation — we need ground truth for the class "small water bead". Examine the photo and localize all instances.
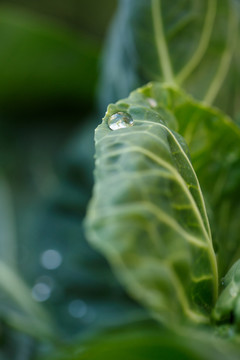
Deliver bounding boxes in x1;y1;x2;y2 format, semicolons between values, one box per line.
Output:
68;299;88;319
147;97;158;108
40;249;62;270
32;283;51;302
230;287;238;298
108;112;133;130
32;276;54;302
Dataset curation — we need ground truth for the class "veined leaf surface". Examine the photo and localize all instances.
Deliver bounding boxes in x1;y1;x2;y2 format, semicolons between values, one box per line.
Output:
99;0;240;118
213;259;240;328
86;83;218;327
143;83;240;278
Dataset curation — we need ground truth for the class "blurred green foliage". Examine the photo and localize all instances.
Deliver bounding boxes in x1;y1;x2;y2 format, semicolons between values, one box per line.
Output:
0;1;117;359
0;6;98;112
41;325;240;360
6;0;117;39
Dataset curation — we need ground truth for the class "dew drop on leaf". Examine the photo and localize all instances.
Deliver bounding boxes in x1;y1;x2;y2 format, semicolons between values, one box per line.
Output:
230;287;238;298
108;112;133;130
147;98;158;107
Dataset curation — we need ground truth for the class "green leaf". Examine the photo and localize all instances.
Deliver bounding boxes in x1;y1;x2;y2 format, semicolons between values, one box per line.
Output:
162;85;240;277
99;0;240;117
86;82;218;328
0;260;55;340
213;259;240;329
41;324;240;360
121;81;240;279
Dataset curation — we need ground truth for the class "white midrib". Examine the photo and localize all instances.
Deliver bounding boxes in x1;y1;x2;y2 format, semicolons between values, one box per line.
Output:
204;3;238;104
151;0;217;89
151;0;175;84
176;0;217;84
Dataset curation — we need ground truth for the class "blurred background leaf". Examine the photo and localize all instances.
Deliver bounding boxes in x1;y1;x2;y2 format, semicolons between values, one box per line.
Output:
98;0;240;118
0;0;121;358
40;324;240;360
0;5;98;114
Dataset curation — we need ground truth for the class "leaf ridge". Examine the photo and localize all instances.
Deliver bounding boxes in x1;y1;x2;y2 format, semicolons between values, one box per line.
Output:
151;0;175;84
94;201;208;249
204;3;239;104
176;0;217;84
137;119;212;241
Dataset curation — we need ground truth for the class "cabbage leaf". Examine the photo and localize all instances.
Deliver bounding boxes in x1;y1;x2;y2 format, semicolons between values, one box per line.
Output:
86;82;219;327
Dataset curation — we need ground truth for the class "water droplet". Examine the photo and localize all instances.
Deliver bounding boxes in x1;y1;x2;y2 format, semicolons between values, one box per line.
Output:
40;249;62;270
68;299;88;319
221;278;225;286
230;287;238;298
147;98;157;108
32;283;51;302
108;112;133;130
